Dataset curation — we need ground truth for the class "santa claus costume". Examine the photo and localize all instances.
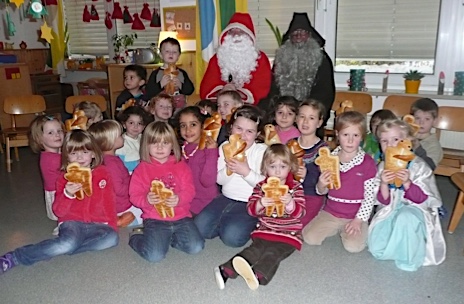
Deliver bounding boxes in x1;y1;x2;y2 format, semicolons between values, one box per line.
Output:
199;13;271;105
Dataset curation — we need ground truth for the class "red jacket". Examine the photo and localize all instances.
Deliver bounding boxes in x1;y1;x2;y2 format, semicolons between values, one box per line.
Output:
53;165;118;231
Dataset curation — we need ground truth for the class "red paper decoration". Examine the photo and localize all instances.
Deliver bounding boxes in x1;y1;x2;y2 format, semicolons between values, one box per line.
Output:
140;3;152;21
123;6;133;23
83;5;91;22
90;4;99;20
112;2;123;19
132;13;145;30
150;9;160;27
105;12;113;29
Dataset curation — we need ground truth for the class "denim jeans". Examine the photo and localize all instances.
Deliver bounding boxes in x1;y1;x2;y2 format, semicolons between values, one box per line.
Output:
194;195;258;248
13;221;119;266
129;217;204;263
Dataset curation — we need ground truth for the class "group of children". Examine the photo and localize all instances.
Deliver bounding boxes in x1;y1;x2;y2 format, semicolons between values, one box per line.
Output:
0;37;446;290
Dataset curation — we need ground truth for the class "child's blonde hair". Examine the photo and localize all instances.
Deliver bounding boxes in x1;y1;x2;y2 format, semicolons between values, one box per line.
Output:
75;101;103;123
28;115;64;153
61;130;103;170
217;90;243;106
147;94;175;115
299;99;326;120
88;120;123;152
261;144;299;176
140;121;181;162
335;111;367;140
376;118;414;140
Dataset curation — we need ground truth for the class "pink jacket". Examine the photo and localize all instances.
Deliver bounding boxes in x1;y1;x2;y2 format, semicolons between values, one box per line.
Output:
129;155;195;221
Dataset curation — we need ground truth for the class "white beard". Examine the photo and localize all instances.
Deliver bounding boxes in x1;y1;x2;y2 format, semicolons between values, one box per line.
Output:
217;34;259;88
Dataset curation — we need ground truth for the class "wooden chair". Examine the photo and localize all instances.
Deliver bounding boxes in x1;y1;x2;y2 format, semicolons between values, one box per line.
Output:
382;95;420;118
65;95;108;115
2;95;46;172
433;106;464;176
448;172;464;233
324;91;373;148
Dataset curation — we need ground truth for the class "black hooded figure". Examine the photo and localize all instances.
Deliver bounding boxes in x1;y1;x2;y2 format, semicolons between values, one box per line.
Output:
259;12;335;137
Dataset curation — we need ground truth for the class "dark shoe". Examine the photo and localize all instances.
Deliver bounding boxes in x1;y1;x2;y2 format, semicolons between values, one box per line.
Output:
0;252;17;275
232;256;259;290
214;266;228;290
129;227;144;238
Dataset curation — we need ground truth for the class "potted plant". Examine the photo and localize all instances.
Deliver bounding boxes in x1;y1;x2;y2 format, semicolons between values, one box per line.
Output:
403;70;424;94
112;33;138;63
265;18;283;47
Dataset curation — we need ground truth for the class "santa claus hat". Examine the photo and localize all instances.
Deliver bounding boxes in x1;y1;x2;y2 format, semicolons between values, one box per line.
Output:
219;13;256;44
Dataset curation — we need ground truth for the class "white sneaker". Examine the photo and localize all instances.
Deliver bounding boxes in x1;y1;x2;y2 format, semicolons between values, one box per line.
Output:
52;225;60;236
214;266;226;290
232;256;259;290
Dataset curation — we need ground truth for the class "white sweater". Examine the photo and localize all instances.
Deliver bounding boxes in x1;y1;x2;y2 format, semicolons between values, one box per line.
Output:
217;142;267;202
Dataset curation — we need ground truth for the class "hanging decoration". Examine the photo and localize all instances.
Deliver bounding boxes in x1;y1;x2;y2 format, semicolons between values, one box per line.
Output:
123;6;133;23
112;2;123;19
132;13;145;30
90;4;99;20
10;0;25;8
150;8;160;27
140;3;151;21
83;5;91;22
29;0;48;18
6;11;16;36
105;12;113;29
41;21;54;43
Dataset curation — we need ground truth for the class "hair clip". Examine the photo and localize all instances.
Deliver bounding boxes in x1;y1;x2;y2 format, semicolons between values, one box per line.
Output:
233;111;238;120
256;117;260;125
200;108;208;115
45;115;55;121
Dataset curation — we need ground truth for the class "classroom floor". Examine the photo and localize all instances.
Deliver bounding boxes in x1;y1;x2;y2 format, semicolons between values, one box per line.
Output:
0;148;463;304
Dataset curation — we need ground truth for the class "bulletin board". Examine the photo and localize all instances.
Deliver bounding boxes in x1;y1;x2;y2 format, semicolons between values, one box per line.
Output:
163;6;196;39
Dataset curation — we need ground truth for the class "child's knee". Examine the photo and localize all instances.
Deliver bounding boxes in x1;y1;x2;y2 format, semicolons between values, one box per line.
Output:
343;241;366;253
302;230;324;245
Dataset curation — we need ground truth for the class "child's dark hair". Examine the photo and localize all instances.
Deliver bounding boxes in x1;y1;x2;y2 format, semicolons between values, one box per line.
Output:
196;99;218;113
61;129;103;170
300;99;326;120
160;37;181;53
268;95;299;124
174;106;209;140
226;105;265;143
117;105;154;125
410;98;439;118
124;64;147;81
369;109;396;132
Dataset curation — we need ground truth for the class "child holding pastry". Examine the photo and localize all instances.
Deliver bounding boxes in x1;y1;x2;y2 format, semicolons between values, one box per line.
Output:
268;96;300;144
29;115;65;234
368;119;445;271
194;105;267;248
74;101;104;127
0;130;118;275
176;106;219;215
128;121;204;262
214;144;305;290
216;90;244;146
146;94;176;123
116;106;154;174
145;37;194;112
362;109;396;164
89;120;143;227
294;100;328;226
115;64;149;117
303;111;377;253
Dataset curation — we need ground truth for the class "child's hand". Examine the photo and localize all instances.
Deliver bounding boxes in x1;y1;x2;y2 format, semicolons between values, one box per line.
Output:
260;197;275;207
280;193;293;205
172;77;182;90
345;218;362;236
65;182;82;196
396;169;411;189
147;193;161;205
297;165;307;181
165;194;179;207
160;75;171;88
317;170;332;189
205;136;218;149
380;170;395;185
226;158;250;177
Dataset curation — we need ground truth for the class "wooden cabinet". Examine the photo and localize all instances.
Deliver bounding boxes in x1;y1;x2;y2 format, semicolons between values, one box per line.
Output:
107;51;196;119
30;73;63;116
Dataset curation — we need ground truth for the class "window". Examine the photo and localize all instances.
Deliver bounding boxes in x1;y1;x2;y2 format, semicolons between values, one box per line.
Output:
115;0;161;49
248;0;315;56
63;0;110;55
335;0;441;74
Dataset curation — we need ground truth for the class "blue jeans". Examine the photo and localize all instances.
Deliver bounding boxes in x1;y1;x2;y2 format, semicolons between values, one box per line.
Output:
194;195;258;248
13;221;119;266
129;218;204;263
